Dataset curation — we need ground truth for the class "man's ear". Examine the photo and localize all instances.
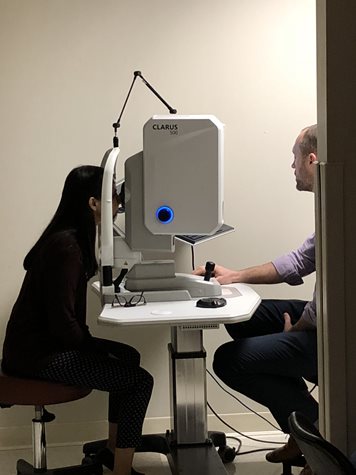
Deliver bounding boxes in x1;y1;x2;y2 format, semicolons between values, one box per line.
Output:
309;152;318;164
88;197;99;212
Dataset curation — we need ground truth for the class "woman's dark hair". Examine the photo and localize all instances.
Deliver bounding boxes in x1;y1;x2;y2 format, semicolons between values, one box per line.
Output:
24;165;104;278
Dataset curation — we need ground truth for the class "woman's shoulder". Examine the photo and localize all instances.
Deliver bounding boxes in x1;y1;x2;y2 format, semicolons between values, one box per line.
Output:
42;230;82;260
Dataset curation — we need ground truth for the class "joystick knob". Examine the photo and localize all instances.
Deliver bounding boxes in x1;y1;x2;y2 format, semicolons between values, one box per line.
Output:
204;261;215;281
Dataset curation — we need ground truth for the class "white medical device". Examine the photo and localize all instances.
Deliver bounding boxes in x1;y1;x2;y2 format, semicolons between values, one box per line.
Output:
98;114;225;303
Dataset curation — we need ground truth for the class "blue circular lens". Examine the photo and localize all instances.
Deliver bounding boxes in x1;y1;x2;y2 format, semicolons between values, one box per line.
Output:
156;206;174;224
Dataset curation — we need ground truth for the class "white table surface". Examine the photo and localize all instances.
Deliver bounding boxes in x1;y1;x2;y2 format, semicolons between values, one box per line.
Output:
98;283;261;326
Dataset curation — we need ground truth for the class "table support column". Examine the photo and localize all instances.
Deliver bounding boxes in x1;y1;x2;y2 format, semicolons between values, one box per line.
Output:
169;327;208;445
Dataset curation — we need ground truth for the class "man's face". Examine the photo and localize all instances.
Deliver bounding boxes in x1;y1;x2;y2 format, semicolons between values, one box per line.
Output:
291;133;316;192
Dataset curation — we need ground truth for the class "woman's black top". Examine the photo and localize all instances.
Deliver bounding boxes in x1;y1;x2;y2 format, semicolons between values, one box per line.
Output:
2;230;94;376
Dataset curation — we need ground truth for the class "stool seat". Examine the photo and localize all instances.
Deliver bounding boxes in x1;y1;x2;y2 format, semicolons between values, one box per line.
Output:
0;362;100;473
0;368;91;406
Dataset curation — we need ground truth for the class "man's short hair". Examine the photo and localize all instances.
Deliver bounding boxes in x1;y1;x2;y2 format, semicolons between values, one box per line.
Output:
299;124;317;156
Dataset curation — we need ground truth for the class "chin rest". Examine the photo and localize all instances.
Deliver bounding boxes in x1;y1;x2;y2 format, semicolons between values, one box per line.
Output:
0;365;102;474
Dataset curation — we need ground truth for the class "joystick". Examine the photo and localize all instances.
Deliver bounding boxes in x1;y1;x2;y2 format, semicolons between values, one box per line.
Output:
204;261;215;281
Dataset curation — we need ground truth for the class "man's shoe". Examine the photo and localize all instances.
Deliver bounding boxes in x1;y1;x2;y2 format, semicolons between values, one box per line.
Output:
266;435;302;463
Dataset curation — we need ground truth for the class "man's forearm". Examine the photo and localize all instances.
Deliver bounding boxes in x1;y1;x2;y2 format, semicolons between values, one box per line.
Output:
234;262;283;285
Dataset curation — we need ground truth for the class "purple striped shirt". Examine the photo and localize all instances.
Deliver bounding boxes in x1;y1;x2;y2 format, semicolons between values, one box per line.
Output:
272;233;316;328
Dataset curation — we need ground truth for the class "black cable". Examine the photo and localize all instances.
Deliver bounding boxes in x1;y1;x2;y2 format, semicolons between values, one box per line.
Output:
226;435;277;454
207;369;282;432
226;435;276;454
207;401;284;446
226;435;242;443
113;74;138;130
136;71;177;114
112;73;139;147
235;447;279;455
207;402;241;452
225;436;277;457
112;70;177;148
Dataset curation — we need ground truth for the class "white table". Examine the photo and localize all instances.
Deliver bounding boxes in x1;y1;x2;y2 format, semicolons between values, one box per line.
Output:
99;283;260;326
98;283;261;475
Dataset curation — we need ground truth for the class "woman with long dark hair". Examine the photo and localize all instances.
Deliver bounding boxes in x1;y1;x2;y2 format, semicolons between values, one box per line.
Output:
2;165;153;475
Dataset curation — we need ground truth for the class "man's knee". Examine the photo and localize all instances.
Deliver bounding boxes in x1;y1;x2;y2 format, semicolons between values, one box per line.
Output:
213;343;235;383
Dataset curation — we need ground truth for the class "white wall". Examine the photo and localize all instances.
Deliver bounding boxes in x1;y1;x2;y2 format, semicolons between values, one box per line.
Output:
0;0;316;446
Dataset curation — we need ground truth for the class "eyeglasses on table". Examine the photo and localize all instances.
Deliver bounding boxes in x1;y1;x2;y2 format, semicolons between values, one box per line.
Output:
111;291;146;308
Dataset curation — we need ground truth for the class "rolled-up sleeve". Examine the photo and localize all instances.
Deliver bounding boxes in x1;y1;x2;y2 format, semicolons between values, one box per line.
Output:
273;233;317;328
272;233;315;285
299;289;317;327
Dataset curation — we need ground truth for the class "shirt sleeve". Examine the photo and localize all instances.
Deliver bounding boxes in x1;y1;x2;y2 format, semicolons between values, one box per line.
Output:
272;233;316;285
299;288;317;328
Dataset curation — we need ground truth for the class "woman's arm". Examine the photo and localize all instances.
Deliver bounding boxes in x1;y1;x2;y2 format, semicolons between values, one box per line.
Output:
42;237;90;349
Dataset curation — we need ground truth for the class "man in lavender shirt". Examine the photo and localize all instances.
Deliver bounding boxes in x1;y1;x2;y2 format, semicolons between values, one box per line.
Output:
195;125;318;471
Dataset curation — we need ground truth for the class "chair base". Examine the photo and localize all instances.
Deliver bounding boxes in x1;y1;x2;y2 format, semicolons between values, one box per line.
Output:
16;458;102;475
282;455;306;474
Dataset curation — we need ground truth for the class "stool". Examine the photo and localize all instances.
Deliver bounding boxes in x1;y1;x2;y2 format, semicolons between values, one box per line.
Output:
0;367;102;474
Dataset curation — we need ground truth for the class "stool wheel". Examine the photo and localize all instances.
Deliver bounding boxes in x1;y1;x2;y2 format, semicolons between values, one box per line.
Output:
82;456;95;465
82;456;103;474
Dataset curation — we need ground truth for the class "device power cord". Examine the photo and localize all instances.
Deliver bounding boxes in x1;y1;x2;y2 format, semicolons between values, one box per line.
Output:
207;401;281;450
207;369;287;451
227;437;279;457
207;369;283;433
207;369;317;453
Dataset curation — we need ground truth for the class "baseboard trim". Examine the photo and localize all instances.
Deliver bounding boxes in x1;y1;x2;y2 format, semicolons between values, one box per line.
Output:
0;411;282;450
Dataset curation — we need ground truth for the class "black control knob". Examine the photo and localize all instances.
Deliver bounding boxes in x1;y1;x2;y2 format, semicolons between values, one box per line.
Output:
204;261;215;281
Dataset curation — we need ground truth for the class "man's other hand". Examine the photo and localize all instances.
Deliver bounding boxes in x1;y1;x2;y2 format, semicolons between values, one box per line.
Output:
283;312;293;332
